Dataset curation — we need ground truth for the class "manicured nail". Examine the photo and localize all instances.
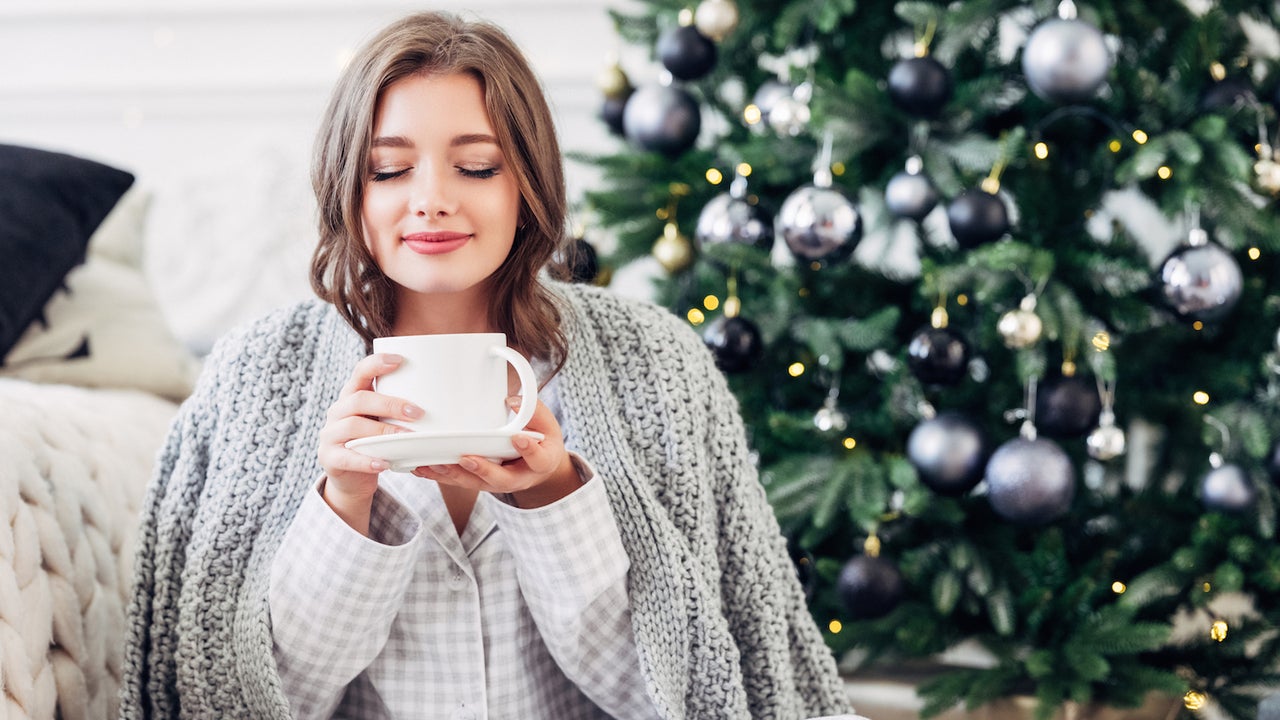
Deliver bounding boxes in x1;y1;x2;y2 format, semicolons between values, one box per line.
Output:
512;434;531;450
404;404;423;418
506;396;521;408
382;353;403;364
459;457;479;471
371;459;389;471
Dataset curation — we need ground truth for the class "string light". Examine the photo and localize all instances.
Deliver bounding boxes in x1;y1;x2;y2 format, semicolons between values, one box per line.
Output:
1108;139;1122;153
706;168;724;185
1157;166;1173;180
843;437;857;449
828;620;843;634
1092;332;1111;351
1193;391;1210;405
1184;691;1207;711
1210;619;1228;642
703;295;720;311
1034;142;1049;160
1203;582;1212;593
687;308;705;325
1192;321;1204;331
1248;247;1261;260
743;104;762;125
831;162;846;176
810;261;822;271
789;362;806;377
956;294;969;306
737;162;753;177
1132;129;1149;144
1112;581;1127;594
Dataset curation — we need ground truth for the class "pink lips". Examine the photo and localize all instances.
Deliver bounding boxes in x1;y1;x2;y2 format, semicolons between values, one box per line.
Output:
403;231;471;255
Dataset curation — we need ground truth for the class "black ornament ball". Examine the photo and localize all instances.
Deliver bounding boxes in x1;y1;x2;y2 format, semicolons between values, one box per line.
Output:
907;327;970;386
657;24;718;81
985;436;1076;525
565;237;599;284
1268;440;1280;484
1158;242;1243;324
703;315;763;373
837;555;905;620
1200;463;1257;513
907;413;987;496
947;190;1009;248
599;90;632;137
1035;375;1102;438
622;84;702;157
887;56;953;118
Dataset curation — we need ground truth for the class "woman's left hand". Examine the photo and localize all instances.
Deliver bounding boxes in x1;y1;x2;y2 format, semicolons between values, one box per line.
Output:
412;395;582;508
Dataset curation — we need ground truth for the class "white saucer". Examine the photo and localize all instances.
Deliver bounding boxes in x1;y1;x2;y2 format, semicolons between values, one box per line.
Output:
346;429;546;472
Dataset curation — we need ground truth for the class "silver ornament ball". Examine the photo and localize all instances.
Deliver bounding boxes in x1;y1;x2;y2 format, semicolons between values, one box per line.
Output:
1255;156;1280;196
695;193;773;250
767;95;811;137
1200;463;1256;513
884;168;940;221
814;405;849;433
1086;423;1126;461
1022;17;1112;103
777;185;862;263
1159;242;1243;323
750;81;793;123
985;437;1076;525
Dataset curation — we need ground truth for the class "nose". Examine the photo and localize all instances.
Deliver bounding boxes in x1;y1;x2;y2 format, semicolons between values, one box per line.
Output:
409;165;458;218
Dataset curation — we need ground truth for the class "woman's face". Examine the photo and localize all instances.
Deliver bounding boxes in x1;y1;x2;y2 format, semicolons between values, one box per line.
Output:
362;72;520;305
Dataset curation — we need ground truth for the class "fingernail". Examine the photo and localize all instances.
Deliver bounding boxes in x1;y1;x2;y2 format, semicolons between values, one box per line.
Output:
371;459;389;471
506;396;521;408
459;457;479;471
382;353;403;364
404;404;423;418
512;435;530;450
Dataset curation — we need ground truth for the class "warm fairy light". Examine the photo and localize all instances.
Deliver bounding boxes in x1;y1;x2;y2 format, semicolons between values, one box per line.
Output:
956;294;969;306
1209;62;1227;81
1092;332;1111;352
1203;582;1212;593
656;208;669;220
1112;581;1127;594
1157;166;1173;180
1061;360;1077;376
737;162;753;177
1192;321;1204;331
1184;691;1207;711
703;295;720;311
1210;619;1228;642
843;437;858;449
1193;391;1210;405
831;162;846;176
980;177;1001;194
1109;139;1122;153
687;308;705;325
1132;129;1149;144
789;362;806;377
810;262;822;271
1034;142;1049;160
828;620;843;634
1248;247;1261;260
743;104;762;125
706;168;724;185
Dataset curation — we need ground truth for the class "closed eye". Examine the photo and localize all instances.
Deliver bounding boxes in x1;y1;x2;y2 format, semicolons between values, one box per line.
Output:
371;168;410;182
459;166;499;179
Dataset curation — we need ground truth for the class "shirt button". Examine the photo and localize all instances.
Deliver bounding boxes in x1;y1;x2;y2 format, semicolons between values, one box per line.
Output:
449;571;466;589
452;706;476;720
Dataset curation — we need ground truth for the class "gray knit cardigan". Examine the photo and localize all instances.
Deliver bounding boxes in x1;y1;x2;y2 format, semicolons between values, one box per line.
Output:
120;282;852;719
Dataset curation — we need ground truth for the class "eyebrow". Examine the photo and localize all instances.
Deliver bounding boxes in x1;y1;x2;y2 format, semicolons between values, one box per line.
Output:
369;133;499;149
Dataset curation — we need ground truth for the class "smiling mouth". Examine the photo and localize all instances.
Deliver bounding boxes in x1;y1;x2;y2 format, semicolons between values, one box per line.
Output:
403;231;471;255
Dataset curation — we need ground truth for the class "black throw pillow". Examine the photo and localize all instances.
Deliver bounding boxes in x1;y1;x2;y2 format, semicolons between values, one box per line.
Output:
0;144;134;360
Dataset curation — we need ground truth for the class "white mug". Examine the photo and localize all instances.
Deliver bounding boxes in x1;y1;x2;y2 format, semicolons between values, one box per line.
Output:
371;333;538;435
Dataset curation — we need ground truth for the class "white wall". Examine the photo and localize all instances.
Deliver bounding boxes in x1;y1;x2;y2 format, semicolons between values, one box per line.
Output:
0;0;648;351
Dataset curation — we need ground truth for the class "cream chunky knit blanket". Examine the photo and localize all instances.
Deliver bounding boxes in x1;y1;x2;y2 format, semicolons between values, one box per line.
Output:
121;282;853;719
0;379;177;720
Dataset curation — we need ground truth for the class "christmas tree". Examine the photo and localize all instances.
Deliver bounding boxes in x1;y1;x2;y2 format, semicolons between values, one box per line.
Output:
577;0;1280;717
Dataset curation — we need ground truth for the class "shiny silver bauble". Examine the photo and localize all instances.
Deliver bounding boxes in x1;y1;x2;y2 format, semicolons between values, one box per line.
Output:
695;193;773;250
1200;463;1256;513
1086;423;1126;461
884;168;940;221
776;185;862;263
1158;242;1243;323
1022;17;1112;103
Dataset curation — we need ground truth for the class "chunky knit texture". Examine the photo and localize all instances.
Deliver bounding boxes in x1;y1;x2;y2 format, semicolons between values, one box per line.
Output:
120;282;852;719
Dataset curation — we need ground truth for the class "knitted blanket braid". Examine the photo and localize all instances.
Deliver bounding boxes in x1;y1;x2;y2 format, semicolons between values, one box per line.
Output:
120;282;853;719
0;379;177;720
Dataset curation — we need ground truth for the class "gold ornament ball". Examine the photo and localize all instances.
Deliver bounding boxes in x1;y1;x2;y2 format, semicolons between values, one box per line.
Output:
694;0;739;42
597;62;632;100
997;308;1043;349
1255;156;1280;196
653;222;694;273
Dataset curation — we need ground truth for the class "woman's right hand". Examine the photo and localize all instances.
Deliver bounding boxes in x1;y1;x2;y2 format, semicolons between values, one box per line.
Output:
316;352;423;535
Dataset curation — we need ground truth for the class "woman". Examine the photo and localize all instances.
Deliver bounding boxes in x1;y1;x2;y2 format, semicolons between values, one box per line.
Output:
121;11;854;720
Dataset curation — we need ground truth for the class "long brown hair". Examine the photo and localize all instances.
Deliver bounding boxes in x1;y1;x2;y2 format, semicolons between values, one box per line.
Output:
310;11;569;371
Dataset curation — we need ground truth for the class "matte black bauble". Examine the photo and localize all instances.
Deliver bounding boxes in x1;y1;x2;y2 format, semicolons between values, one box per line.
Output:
887;56;953;118
985;436;1076;525
907;327;970;386
906;413;987;495
657;24;718;81
600;90;632;137
837;555;905;620
622;84;702;157
947;190;1009;248
702;315;763;373
1035;374;1102;438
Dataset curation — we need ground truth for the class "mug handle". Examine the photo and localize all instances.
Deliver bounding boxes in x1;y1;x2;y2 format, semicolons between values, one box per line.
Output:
491;345;539;434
